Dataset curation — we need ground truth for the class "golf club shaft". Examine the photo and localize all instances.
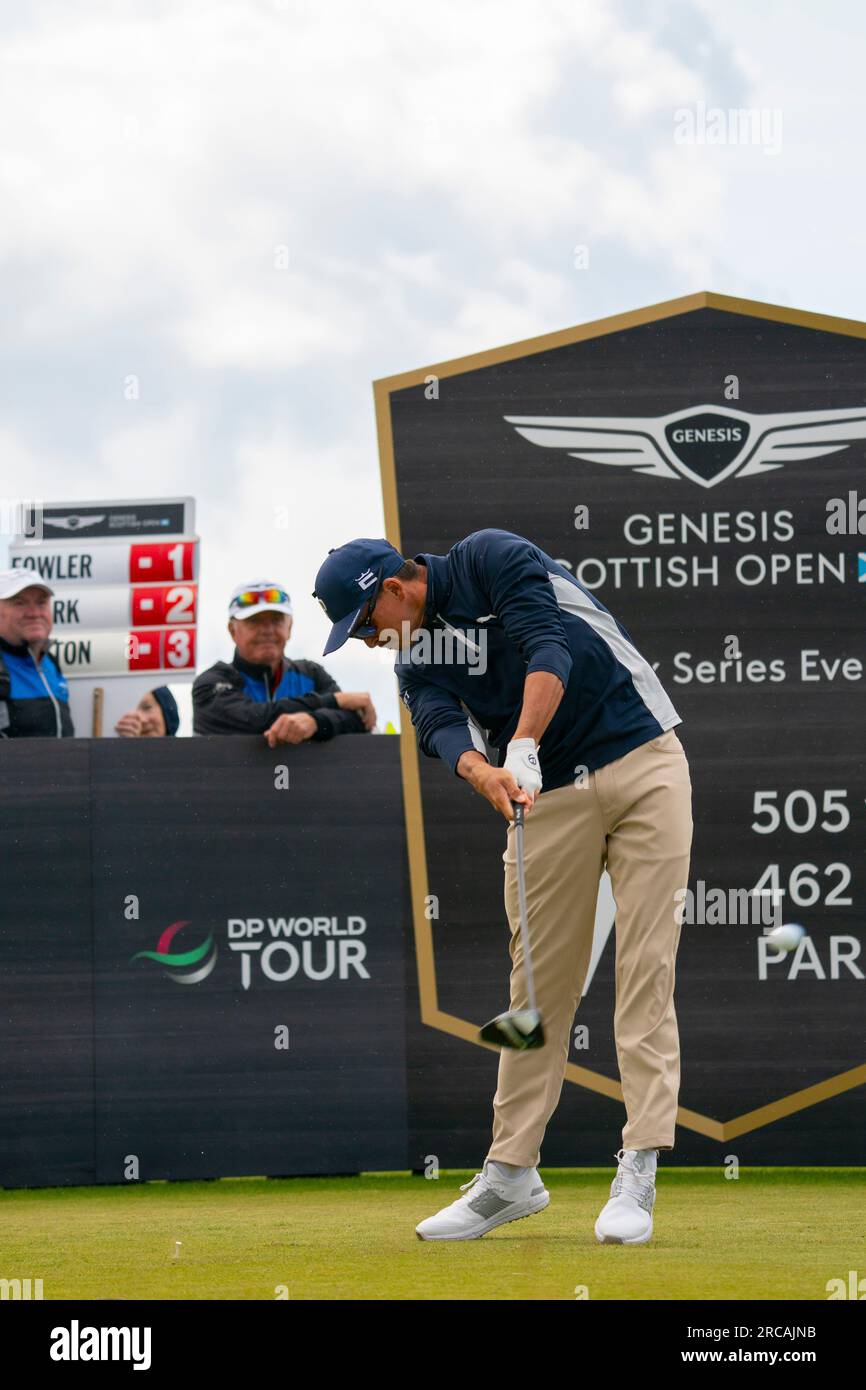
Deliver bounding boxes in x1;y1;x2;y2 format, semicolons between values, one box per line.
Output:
512;801;538;1014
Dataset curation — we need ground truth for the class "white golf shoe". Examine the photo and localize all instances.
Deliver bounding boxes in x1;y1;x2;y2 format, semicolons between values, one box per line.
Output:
594;1147;657;1245
415;1160;550;1240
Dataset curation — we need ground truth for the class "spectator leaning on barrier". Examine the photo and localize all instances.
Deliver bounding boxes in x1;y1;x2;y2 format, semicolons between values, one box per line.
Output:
115;686;180;738
193;579;376;747
0;567;74;738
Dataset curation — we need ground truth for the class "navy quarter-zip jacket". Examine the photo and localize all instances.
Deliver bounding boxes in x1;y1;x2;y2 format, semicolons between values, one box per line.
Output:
192;648;366;739
396;529;681;793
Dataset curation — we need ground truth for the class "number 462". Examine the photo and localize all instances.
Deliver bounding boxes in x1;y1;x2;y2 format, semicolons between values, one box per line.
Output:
752;862;852;907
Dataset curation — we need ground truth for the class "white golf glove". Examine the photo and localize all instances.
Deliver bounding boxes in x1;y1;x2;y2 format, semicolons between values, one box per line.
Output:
504;737;542;799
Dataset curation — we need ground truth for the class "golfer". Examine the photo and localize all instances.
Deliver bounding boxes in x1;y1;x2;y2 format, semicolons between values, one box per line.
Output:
313;528;692;1245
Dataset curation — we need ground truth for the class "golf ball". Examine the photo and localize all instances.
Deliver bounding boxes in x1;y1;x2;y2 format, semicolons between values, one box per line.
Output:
766;923;807;952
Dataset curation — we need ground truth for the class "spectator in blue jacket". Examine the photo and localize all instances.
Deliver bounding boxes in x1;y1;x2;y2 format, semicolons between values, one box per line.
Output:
0;567;73;738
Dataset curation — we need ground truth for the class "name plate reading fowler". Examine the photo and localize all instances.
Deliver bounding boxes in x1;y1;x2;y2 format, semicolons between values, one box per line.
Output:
9;539;198;585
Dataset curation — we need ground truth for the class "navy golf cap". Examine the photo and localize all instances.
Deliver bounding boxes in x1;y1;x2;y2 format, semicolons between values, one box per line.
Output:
313;538;406;656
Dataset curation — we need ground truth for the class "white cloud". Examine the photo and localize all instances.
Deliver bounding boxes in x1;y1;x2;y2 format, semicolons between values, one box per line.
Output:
0;0;728;361
4;0;866;745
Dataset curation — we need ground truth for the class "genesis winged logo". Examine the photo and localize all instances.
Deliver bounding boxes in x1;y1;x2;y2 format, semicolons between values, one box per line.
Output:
131;920;217;984
504;403;866;489
44;513;105;531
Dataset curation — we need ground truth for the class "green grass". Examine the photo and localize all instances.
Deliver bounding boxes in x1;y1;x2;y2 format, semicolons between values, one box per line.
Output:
1;1168;862;1300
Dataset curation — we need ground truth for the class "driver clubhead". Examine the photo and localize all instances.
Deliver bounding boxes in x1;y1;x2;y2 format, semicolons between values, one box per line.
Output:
479;1008;545;1051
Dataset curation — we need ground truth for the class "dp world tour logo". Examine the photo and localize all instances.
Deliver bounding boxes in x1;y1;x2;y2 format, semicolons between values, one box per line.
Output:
505;403;866;489
131;920;217;984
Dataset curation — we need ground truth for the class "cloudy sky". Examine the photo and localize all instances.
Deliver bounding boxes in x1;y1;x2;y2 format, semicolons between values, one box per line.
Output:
1;0;864;732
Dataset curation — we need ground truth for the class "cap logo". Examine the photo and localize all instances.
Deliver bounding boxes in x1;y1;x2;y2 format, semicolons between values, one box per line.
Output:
356;569;378;591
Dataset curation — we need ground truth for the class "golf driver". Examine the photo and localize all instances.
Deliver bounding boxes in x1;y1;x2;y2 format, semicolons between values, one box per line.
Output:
479;799;546;1050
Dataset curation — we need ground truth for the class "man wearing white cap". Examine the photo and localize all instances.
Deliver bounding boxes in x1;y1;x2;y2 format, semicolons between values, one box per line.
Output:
193;579;376;743
0;567;73;738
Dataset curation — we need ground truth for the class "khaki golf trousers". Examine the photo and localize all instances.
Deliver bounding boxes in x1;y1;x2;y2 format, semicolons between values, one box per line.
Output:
486;728;693;1168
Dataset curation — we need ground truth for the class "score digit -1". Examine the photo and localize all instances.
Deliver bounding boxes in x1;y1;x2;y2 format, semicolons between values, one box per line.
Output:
129;541;197;584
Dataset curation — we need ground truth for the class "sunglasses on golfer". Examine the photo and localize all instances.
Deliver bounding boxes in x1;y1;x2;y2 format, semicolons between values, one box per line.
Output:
234;587;291;609
347;568;384;640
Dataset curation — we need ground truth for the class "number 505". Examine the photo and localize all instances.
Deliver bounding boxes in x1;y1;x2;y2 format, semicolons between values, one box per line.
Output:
752;790;850;834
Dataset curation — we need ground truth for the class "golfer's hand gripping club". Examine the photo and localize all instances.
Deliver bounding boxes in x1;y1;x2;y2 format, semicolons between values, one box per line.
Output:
504;737;542;800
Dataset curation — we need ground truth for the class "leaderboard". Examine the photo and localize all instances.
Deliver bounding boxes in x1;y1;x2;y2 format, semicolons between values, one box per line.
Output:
10;499;199;679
